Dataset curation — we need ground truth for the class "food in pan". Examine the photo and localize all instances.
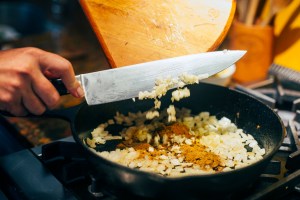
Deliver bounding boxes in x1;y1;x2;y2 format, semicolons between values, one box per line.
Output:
86;108;266;177
138;73;209;121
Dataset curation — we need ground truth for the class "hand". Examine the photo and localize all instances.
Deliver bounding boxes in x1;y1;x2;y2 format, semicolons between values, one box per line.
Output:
0;47;84;116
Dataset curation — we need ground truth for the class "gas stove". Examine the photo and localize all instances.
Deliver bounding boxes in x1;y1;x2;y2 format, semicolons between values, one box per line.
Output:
1;76;300;200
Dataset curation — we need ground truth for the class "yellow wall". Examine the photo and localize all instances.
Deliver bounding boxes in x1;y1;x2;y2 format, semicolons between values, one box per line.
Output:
274;0;300;71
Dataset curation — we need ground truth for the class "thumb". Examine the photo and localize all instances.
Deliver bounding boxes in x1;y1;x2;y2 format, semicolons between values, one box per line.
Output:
65;78;85;98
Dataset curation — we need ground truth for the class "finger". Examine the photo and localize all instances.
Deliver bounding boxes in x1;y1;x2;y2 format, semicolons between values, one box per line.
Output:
21;82;47;115
35;50;84;98
31;70;60;110
7;106;28;116
0;90;28;116
8;99;28;116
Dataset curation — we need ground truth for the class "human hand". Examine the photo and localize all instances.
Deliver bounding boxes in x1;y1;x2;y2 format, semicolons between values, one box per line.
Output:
0;47;84;116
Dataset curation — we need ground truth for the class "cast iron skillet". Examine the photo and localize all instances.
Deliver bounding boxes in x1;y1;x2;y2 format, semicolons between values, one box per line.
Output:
65;83;285;199
2;83;285;199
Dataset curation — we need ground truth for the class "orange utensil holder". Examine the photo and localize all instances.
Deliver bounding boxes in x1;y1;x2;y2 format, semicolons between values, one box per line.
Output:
229;20;274;84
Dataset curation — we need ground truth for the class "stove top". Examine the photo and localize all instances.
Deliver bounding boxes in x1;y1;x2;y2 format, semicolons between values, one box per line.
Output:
1;77;300;200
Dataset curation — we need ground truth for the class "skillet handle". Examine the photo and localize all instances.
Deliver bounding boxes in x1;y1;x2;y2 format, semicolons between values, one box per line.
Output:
0;104;82;122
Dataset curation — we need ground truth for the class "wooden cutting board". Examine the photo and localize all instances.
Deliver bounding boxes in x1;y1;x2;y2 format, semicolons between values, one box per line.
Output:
79;0;236;68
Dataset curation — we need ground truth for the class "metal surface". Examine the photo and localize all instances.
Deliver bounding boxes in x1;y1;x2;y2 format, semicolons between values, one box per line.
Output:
77;50;246;105
0;149;77;200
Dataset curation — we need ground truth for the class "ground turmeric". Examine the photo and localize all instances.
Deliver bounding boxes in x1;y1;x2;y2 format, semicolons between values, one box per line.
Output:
158;123;190;138
181;144;224;171
116;123;224;172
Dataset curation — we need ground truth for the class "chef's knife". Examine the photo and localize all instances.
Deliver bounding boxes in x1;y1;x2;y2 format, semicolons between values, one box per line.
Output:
53;50;246;105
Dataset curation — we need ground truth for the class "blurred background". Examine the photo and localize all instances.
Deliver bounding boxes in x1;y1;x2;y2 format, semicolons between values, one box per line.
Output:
0;0;299;146
227;0;300;84
0;0;111;145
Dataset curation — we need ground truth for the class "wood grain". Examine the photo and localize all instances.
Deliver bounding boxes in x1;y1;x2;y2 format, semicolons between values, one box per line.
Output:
80;0;236;68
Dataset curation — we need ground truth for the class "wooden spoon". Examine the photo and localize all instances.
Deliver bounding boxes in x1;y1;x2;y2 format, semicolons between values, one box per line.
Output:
245;0;260;25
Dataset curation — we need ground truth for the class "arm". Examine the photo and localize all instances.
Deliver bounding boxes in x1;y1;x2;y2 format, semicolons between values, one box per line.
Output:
0;47;84;116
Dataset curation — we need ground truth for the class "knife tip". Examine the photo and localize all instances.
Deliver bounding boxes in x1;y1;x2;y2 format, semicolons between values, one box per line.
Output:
224;49;247;59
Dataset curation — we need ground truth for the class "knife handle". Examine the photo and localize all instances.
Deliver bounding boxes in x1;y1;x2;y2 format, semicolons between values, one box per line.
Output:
50;79;69;96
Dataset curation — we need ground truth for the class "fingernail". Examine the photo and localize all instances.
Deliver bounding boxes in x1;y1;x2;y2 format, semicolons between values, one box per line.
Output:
76;86;85;98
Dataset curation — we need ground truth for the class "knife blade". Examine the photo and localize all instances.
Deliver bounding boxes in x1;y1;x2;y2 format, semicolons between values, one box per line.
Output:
53;50;246;105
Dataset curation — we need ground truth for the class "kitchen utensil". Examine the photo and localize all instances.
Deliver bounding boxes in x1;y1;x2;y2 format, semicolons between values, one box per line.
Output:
245;0;260;25
42;82;284;199
260;0;292;26
79;0;236;68
237;0;249;22
53;50;246;106
229;21;273;83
